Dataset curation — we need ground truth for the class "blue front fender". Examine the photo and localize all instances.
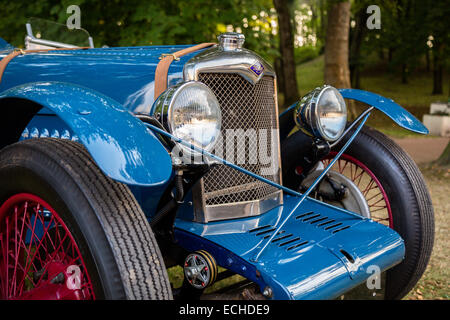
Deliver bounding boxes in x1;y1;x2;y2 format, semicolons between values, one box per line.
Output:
339;88;428;134
0;82;173;186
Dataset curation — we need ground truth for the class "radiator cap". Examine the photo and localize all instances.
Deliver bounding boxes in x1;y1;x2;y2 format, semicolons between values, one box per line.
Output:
218;32;245;51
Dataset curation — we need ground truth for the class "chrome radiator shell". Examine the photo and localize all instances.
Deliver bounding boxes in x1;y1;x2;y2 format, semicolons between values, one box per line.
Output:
183;47;283;222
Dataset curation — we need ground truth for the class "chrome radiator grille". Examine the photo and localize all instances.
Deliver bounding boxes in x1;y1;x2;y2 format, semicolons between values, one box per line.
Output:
198;73;281;207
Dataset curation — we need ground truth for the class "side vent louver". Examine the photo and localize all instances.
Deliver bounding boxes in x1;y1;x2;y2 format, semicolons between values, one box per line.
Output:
248;210;352;253
249;226;309;252
296;211;351;234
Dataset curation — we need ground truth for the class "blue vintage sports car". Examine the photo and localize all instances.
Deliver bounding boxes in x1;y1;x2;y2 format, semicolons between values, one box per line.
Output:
0;19;433;300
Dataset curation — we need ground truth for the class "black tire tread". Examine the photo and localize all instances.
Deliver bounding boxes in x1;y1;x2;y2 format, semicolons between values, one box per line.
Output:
358;127;434;299
5;138;172;300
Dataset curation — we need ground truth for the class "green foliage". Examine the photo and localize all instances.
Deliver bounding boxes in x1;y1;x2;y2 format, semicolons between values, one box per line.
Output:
0;0;279;62
0;0;447;95
358;0;449;78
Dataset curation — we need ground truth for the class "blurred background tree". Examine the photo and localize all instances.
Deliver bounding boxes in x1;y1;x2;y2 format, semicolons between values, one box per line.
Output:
274;0;299;105
324;0;351;89
0;0;448;109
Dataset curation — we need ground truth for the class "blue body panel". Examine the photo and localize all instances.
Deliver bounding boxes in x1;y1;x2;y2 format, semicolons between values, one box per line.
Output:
0;38;13;51
339;88;429;134
0;45;206;186
175;194;405;300
0;82;173;186
0;46;201;113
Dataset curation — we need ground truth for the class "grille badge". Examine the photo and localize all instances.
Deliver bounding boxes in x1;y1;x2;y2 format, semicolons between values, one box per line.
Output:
250;62;264;76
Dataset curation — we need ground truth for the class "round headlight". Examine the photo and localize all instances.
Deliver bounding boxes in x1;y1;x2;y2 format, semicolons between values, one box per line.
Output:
294;85;347;141
153;81;221;152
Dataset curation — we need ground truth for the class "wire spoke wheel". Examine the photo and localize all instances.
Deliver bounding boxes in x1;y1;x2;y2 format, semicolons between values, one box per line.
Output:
320;152;393;228
0;193;94;300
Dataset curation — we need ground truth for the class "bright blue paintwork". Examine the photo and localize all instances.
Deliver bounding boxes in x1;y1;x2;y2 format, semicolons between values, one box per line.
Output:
175;194;405;300
19;113;169;216
0;38;13;51
0;45;206;186
253;112;370;262
0;82;173;186
151;115;404;299
339;88;429;134
0;46;202;113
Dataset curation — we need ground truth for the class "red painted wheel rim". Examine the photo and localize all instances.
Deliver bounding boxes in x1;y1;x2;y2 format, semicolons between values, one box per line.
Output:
0;193;95;300
318;152;394;228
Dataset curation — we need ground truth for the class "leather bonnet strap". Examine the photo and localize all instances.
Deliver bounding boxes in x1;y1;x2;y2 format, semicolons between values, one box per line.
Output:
154;43;215;100
0;47;89;85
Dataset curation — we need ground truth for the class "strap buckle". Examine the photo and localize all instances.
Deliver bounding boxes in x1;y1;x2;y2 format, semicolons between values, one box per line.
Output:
159;53;180;61
14;48;26;55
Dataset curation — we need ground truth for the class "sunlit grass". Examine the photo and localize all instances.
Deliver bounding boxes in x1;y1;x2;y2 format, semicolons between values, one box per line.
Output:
296;55;325;96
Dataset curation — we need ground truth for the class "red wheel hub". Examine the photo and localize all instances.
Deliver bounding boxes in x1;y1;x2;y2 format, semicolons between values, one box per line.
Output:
0;193;94;300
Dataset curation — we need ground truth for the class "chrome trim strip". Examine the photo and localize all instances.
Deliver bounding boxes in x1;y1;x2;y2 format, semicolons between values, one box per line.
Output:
25;23;94;49
273;77;283;186
202;190;283;222
183;46;275;84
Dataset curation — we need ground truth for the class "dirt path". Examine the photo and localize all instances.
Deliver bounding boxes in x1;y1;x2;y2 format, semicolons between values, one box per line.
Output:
393;136;449;164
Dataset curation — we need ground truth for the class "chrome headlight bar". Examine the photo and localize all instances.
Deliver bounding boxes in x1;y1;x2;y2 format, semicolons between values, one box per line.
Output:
152;81;222;153
295;85;347;142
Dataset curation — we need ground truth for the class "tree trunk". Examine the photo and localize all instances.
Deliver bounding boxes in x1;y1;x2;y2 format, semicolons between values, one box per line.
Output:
270;29;285;103
324;1;354;118
388;47;393;63
432;42;444;95
350;5;366;89
324;0;351;89
274;57;285;98
318;0;326;53
273;0;300;106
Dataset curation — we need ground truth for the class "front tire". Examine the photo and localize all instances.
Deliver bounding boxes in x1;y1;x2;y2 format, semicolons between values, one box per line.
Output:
0;138;172;300
282;126;434;299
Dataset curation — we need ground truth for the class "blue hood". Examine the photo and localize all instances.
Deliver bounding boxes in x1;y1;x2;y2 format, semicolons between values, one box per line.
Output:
0;38;14;52
0;45;202;113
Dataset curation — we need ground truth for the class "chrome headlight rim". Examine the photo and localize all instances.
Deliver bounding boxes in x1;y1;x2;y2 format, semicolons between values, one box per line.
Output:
295;85;347;142
153;81;222;152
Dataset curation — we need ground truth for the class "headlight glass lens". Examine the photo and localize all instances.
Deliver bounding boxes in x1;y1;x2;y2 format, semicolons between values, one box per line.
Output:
316;87;347;141
169;82;221;151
